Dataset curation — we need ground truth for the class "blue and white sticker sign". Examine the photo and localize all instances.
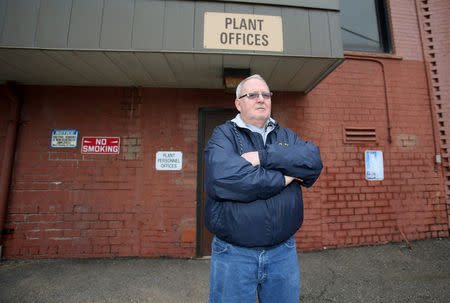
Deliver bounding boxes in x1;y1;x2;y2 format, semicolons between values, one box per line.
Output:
51;129;79;148
365;150;384;181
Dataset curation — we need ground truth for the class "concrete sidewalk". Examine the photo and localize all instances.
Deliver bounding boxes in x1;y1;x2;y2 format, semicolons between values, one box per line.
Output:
0;238;449;303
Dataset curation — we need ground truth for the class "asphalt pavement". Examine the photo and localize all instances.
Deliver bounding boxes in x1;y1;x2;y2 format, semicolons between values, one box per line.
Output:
0;237;449;303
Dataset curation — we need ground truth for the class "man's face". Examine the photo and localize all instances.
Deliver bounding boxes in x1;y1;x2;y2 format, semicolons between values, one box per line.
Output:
235;78;272;128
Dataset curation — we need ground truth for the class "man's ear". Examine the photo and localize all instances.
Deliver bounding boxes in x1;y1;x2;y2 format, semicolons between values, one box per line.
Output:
235;98;241;112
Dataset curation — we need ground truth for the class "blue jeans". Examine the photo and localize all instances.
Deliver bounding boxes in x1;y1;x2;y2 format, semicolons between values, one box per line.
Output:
209;236;300;303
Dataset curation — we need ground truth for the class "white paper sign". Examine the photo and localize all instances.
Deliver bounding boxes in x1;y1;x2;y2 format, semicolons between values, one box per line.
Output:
365;150;384;181
156;151;182;170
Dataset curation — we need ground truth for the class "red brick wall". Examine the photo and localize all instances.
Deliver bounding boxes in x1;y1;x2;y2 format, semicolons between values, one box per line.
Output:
1;1;449;258
428;0;450;227
430;0;450;107
389;0;423;60
293;58;448;250
0;87;8;168
2;87;224;258
1;54;448;258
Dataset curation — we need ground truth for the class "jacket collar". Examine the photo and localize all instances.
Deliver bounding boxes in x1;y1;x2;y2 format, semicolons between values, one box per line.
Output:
231;114;277;131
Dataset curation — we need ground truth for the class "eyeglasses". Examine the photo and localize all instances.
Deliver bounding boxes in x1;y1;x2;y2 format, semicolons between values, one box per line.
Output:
238;91;273;100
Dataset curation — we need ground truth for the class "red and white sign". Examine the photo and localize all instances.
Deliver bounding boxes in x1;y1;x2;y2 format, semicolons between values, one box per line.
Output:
81;137;120;154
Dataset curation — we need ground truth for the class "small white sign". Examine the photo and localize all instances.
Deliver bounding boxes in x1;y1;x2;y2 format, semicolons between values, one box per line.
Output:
365;150;384;181
156;151;182;170
51;129;78;148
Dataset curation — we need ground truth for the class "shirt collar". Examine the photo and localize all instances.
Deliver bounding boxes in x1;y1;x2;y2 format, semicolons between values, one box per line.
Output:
231;114;276;131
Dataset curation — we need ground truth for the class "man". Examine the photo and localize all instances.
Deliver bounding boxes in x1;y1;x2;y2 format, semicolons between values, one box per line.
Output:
204;74;323;302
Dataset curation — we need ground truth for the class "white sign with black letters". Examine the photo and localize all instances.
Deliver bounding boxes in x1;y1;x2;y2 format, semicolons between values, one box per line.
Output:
156;151;183;170
204;12;283;52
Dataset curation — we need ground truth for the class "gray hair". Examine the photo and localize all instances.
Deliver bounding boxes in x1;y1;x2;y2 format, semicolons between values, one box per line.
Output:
235;74;269;99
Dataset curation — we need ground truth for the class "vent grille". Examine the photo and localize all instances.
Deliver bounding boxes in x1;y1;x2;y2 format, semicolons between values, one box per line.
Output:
344;127;377;143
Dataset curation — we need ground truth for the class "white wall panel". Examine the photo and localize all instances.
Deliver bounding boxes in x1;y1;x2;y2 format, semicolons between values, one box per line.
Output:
1;0;39;47
36;0;72;48
68;0;103;49
132;0;165;50
100;0;134;50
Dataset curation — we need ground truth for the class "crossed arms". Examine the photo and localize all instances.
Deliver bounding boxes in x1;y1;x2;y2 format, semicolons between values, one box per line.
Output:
204;127;323;203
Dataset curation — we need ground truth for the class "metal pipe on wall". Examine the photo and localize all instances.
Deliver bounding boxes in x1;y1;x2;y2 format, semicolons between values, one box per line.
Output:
343;55;413;247
344;55;393;144
0;82;22;257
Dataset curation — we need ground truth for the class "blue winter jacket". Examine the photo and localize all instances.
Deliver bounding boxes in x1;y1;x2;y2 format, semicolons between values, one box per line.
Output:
204;119;323;248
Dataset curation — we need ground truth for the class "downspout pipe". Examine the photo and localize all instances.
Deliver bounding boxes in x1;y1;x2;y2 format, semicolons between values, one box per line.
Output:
0;81;22;257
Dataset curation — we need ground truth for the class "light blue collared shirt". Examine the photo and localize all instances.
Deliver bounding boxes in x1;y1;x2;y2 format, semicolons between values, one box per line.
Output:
231;114;276;145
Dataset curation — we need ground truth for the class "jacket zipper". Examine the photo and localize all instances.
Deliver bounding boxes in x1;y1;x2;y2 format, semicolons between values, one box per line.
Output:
237;125;279;245
250;130;278;245
265;131;278;245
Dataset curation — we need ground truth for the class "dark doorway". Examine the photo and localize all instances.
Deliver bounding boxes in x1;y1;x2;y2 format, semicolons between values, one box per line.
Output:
196;108;237;257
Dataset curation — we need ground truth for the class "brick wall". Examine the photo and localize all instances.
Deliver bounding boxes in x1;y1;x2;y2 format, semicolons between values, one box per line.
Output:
1;87;232;258
1;54;448;258
292;58;448;250
0;88;8;167
428;0;450;227
430;0;450;105
389;0;423;60
1;0;449;258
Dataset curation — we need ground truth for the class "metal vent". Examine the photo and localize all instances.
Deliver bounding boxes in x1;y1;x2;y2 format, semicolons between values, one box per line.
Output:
344;127;377;143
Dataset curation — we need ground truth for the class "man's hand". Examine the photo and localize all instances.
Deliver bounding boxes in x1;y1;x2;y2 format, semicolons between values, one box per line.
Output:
241;151;260;166
284;175;304;186
241;152;304;186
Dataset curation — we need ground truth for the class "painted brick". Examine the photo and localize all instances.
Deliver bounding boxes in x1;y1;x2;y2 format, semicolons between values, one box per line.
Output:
1;0;449;258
